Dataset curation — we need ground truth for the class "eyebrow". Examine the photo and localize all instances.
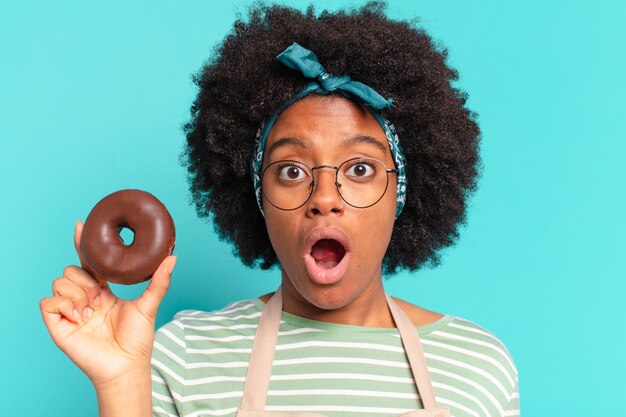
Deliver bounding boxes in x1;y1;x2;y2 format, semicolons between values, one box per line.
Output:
266;134;388;158
342;135;388;154
266;137;307;158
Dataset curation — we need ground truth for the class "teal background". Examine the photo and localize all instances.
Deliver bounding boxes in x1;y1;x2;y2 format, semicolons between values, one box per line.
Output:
1;0;624;415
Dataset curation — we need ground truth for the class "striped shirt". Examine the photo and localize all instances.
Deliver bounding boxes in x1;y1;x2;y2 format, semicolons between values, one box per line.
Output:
151;298;519;417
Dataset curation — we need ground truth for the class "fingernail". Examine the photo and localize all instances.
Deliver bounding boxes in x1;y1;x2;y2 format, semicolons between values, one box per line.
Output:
93;295;101;309
167;255;178;274
82;307;93;320
73;308;81;322
76;218;82;227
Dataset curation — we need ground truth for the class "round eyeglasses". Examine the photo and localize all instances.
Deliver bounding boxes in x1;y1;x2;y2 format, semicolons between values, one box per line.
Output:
260;157;398;211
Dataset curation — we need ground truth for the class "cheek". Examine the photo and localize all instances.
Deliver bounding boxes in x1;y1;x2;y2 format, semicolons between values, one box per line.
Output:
264;209;300;260
352;197;396;262
369;187;397;250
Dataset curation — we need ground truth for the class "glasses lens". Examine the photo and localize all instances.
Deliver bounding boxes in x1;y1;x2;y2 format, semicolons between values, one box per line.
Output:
261;161;312;210
337;158;389;208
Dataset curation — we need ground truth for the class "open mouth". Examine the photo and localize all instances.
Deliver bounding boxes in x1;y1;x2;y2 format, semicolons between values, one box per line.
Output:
303;228;351;285
310;239;347;269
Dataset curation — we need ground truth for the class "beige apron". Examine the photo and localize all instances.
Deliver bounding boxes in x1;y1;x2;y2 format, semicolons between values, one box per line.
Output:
236;287;450;417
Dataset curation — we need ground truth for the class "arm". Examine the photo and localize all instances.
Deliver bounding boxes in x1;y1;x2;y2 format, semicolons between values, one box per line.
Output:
96;369;152;417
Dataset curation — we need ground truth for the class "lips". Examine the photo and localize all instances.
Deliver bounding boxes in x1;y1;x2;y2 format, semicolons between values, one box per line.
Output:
303;227;351;285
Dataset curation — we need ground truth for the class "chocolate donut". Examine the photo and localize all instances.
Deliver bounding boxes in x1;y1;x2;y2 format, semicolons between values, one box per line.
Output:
80;189;176;285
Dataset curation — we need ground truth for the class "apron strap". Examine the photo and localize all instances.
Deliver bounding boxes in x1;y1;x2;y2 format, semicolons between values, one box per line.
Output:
385;293;438;409
239;287;283;411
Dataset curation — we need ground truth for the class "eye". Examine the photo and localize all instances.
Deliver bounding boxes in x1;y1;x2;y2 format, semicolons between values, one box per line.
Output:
344;160;376;179
277;163;308;181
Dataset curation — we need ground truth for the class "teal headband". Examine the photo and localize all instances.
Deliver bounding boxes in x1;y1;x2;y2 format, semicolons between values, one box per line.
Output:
251;42;407;218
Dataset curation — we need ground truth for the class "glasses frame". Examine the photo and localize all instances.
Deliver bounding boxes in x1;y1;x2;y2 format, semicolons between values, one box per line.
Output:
260;157;398;211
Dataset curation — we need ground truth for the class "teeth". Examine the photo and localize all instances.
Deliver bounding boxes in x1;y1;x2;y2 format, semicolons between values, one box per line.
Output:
316;259;339;269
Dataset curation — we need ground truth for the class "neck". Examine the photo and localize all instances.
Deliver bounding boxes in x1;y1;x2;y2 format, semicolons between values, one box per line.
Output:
278;270;395;327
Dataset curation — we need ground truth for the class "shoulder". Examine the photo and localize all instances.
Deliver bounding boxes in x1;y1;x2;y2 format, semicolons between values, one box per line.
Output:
155;298;263;343
391;299;516;371
425;315;517;369
392;295;519;410
391;297;445;327
422;315;520;410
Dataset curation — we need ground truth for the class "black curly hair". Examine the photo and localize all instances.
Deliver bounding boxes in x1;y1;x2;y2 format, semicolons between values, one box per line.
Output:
180;1;481;275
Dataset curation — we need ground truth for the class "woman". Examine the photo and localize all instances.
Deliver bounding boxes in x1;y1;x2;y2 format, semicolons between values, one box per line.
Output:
40;3;519;417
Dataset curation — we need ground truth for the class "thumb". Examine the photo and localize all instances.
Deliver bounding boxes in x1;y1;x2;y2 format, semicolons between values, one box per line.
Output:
74;219;85;264
135;255;177;320
74;219;104;287
73;219;91;274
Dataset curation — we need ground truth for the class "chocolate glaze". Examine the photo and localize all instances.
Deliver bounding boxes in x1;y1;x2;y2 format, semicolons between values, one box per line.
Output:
80;189;176;285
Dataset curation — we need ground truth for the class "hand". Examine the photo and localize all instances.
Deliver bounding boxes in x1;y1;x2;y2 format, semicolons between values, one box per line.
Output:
39;219;178;391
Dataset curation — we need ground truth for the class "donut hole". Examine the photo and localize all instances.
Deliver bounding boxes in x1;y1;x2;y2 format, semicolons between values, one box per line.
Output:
117;226;135;246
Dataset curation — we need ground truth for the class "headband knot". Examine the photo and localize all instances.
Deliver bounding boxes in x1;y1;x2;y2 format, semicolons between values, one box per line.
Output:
318;72;351;92
277;42;393;110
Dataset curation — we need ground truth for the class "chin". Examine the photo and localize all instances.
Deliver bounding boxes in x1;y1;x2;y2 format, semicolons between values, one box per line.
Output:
286;267;364;311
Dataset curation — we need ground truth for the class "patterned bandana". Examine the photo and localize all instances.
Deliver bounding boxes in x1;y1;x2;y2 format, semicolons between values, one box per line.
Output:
250;42;407;218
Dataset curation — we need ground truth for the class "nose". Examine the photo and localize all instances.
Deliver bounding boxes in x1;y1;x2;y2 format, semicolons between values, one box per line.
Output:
306;166;344;216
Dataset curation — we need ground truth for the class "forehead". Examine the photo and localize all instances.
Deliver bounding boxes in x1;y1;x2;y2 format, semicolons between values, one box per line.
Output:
265;95;389;157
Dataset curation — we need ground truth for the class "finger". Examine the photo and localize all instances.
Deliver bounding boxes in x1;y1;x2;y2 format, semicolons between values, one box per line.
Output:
73;219;88;270
40;296;82;330
62;265;108;310
52;276;91;319
74;218;101;282
74;219;112;296
135;255;177;320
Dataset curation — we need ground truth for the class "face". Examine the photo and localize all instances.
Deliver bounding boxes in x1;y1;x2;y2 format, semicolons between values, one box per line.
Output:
261;95;398;312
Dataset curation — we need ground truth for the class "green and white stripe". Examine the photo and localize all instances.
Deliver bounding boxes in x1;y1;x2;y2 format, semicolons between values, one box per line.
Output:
152;298;519;417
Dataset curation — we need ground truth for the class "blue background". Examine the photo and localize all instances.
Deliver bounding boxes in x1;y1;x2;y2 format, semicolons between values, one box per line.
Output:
1;0;624;415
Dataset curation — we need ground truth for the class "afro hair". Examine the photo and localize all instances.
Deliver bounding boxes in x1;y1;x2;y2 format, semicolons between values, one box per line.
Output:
180;1;481;274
